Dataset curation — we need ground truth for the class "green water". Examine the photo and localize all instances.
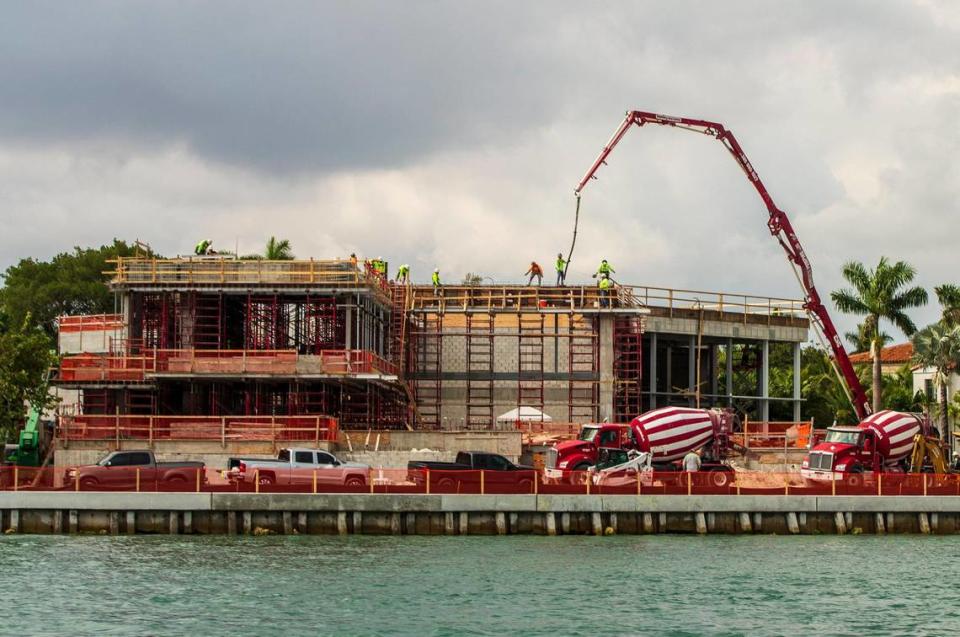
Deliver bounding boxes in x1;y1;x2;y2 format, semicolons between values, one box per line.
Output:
1;534;959;636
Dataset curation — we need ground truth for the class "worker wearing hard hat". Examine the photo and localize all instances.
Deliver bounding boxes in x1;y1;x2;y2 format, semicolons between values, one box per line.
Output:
525;261;543;286
593;259;615;279
432;268;441;290
194;239;213;256
396;264;411;284
598;273;613;307
555;253;567;286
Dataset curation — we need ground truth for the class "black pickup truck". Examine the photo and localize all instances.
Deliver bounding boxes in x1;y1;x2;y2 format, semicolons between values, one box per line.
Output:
407;451;536;493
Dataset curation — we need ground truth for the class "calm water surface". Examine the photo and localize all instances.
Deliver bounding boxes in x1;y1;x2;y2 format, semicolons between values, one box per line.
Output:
1;534;958;636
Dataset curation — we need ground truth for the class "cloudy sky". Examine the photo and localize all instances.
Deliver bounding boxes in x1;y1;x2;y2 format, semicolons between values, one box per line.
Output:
1;1;958;339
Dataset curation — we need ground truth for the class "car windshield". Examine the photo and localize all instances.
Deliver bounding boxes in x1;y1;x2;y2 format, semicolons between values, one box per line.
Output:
578;427;599;442
825;429;860;445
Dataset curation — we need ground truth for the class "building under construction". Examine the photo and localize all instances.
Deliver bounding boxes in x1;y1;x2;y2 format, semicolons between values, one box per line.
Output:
53;257;809;435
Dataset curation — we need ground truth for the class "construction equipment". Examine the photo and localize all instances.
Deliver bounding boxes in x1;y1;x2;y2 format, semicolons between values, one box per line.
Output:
909;433;951;474
573;110;871;421
4;405;42;467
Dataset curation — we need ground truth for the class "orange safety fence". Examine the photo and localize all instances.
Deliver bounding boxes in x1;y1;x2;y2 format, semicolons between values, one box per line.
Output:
732;421;816;449
58;314;125;332
58;348;397;381
3;466;960;497
56;415;339;443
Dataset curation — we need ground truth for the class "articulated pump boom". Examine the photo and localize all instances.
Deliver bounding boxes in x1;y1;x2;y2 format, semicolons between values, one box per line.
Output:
574;110;871;421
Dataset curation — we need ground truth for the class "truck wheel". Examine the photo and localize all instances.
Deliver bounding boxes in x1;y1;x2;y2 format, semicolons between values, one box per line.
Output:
710;471;731;488
846;467;863;488
518;479;533;493
569;463;592;485
437;478;456;491
345;476;365;489
165;476;187;490
79;477;98;490
258;474;275;486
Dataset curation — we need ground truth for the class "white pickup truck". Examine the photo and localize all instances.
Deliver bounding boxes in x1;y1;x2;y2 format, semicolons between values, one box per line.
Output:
227;448;369;488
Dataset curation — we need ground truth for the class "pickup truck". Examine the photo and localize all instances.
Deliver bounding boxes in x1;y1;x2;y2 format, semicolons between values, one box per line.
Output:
66;450;205;490
407;451;536;492
227;448;369;488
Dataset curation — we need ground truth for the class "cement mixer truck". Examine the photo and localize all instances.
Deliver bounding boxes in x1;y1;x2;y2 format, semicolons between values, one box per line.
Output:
800;410;932;485
544;407;738;485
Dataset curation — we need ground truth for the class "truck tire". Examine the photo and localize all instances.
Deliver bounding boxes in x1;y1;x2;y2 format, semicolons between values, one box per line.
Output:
437;477;456;491
258;473;275;486
709;470;732;488
79;477;99;490
846;466;863;488
165;475;187;490
569;463;592;485
345;476;365;489
518;478;534;493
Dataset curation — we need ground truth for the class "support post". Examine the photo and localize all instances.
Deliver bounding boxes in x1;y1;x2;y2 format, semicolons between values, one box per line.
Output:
760;340;770;422
648;332;658;409
792;342;802;422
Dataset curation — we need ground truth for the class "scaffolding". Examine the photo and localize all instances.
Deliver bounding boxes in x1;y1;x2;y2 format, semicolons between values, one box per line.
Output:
517;314;545;415
412;313;443;428
465;312;494;427
568;314;600;423
613;315;644;422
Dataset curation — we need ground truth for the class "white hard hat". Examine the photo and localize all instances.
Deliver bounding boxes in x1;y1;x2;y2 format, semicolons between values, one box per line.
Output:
434;268;439;272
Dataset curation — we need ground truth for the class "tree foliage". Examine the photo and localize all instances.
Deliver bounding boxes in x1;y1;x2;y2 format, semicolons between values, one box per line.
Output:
0;314;58;442
0;240;139;342
264;237;294;260
911;323;960;437
830;257;927;412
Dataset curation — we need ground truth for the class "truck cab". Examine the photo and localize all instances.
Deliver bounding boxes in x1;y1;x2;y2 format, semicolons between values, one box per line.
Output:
544;423;634;479
801;426;882;482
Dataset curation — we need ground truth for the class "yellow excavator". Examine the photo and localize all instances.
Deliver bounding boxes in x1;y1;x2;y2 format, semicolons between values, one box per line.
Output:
908;433;953;474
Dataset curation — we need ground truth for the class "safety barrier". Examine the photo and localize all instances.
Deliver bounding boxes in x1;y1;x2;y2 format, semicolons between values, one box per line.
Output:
58;314;125;333
58;348;398;382
733;421;816;450
3;466;959;496
56;415;339;444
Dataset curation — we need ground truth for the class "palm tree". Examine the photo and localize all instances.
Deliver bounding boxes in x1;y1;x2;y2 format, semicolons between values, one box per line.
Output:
264;237;293;260
935;284;960;327
911;323;960;451
831;258;928;413
844;322;892;354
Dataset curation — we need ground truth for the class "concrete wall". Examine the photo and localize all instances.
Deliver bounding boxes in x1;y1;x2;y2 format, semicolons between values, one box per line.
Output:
3;492;957;535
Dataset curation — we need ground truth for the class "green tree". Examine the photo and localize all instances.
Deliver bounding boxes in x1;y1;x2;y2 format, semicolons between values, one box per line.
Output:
934;284;960;327
880;364;924;413
911;323;960;446
844;322;891;354
801;347;860;425
0;315;58;442
0;240;138;341
831;258;928;413
264;237;294;260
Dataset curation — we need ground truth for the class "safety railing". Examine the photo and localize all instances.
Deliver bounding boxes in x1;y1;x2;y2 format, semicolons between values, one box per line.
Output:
58;348;398;382
406;283;805;322
4;467;959;496
56;415;339;444
58;314;125;333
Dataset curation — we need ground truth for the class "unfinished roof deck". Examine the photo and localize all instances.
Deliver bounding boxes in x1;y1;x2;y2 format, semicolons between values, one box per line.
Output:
107;257;392;304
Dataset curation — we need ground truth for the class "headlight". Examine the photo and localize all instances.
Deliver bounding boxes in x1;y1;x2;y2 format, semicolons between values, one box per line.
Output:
558;461;569;469
67;469;77;478
801;460;808;468
835;464;846;471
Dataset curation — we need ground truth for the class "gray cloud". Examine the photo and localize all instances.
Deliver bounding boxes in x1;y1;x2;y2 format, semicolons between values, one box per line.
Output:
1;0;958;340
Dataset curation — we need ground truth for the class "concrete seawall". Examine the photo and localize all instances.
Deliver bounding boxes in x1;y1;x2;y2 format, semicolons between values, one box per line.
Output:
3;493;959;535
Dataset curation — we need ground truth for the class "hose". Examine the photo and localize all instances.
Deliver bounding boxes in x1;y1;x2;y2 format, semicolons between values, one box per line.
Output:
563;194;581;279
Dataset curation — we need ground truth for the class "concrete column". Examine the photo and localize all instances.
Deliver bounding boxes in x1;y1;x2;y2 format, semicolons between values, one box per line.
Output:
168;512;179;535
352;512;363;534
183;512;192;534
109;512;120;535
53;510;64;534
725;339;734;407
665;346;673;403
642;513;654;533
458;512;469;535
695;512;707;534
69;510;78;534
710;345;719;400
786;512;800;534
282;511;293;535
545;512;557;536
834;512;847;535
793;342;802;422
495;512;506;536
405;513;416;535
444;512;455;535
227;511;237;535
561;513;571;534
337;512;348;535
591;512;603;535
390;513;402;535
344;304;353;350
8;510;19;533
648;333;657;410
738;512;752;532
760;340;770;422
242;511;252;535
598;315;615;421
688;336;696;408
875;513;885;534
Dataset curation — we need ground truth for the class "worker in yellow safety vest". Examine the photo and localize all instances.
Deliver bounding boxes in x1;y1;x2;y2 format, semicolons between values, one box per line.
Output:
432;268;441;290
593;259;614;279
194;239;213;255
555;253;567;286
598;273;613;308
396;264;410;283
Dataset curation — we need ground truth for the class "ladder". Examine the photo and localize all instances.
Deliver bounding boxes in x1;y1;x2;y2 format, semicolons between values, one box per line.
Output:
466;313;495;428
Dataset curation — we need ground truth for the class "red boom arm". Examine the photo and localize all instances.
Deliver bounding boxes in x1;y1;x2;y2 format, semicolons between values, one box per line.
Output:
576;111;871;421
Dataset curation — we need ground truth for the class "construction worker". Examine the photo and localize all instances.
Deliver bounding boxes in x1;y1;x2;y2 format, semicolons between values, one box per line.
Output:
349;253;358;268
555;253;567;286
396;264;410;283
683;447;702;473
525;261;543;286
376;256;388;277
593;259;615;279
598;273;613;307
194;239;213;256
432;268;441;290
